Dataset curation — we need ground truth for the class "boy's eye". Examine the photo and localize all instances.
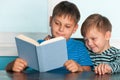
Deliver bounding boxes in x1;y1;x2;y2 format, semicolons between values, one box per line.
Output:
91;38;96;41
65;25;71;28
55;21;60;25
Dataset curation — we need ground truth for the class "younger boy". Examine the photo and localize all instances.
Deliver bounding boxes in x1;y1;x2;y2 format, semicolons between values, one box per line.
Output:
6;1;92;72
81;13;120;75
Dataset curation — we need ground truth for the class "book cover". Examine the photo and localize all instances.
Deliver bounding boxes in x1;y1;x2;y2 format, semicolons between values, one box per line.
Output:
15;34;68;72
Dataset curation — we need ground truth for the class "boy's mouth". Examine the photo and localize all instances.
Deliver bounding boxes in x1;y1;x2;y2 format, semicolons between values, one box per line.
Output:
56;32;65;37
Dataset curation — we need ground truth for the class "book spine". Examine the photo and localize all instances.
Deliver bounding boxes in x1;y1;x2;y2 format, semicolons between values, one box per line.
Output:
36;46;44;72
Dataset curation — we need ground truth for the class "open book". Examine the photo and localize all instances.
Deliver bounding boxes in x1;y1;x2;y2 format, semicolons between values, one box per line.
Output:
15;34;68;72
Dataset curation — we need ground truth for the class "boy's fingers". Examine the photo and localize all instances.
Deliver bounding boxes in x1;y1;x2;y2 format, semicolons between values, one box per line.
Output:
66;64;77;72
13;66;23;72
95;66;101;75
94;67;98;74
101;64;105;75
65;61;73;69
17;58;27;66
95;64;106;75
97;64;103;75
44;35;52;40
64;60;73;66
64;60;78;72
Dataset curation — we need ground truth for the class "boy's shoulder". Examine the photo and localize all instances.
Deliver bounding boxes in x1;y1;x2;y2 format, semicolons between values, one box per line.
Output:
110;46;120;52
67;38;85;46
70;38;84;43
73;38;84;43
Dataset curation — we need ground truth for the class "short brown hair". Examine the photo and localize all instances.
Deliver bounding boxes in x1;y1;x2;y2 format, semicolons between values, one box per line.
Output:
81;13;112;37
52;1;80;24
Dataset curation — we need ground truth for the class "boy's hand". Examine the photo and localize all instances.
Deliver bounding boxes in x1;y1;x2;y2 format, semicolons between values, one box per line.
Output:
44;35;52;40
64;60;82;72
12;58;27;72
94;63;112;75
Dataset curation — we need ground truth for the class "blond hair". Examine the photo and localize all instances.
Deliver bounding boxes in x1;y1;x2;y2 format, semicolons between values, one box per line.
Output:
81;13;112;37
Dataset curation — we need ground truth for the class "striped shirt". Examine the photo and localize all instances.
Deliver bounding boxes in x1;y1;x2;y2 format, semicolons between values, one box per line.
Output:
89;46;120;73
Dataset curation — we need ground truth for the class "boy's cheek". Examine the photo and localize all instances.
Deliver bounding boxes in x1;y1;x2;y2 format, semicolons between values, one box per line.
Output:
86;44;91;50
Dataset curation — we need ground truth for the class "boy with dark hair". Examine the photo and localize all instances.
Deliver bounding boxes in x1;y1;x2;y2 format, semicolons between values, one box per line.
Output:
6;1;92;72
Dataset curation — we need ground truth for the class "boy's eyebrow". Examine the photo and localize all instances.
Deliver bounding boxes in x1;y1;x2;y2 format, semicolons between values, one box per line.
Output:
53;18;60;22
53;17;75;26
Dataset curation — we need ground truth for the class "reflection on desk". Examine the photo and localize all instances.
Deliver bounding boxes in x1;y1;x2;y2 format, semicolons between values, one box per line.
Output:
0;67;120;80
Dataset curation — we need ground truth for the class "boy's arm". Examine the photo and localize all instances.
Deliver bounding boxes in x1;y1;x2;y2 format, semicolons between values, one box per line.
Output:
94;63;112;75
64;60;91;72
95;50;120;74
108;52;120;73
6;61;14;72
44;35;52;40
6;58;27;72
78;65;91;72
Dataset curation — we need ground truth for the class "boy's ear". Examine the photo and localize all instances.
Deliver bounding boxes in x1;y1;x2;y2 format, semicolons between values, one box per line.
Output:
72;24;78;33
105;31;111;40
49;16;52;27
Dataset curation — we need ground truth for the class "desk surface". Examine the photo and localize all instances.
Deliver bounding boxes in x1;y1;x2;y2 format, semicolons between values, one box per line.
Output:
1;69;120;80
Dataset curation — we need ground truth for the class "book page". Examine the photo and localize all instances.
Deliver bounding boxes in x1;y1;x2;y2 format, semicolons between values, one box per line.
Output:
16;34;40;46
40;37;65;46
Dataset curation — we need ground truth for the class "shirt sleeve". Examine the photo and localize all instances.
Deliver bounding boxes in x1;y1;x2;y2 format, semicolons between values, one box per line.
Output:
77;42;93;66
37;39;44;43
109;49;120;73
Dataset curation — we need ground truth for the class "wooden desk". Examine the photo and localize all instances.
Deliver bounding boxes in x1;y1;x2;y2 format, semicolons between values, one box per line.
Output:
0;68;120;80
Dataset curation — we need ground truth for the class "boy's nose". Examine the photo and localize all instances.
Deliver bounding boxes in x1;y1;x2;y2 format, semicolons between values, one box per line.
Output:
59;26;64;32
87;40;93;46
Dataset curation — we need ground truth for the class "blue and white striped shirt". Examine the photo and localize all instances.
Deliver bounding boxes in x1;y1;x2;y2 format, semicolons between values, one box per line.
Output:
89;47;120;73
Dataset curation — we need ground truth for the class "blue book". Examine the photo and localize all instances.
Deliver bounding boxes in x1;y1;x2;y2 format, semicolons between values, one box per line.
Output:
15;34;68;72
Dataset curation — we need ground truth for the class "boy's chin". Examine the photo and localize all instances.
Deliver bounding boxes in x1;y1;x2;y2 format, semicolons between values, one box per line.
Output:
91;49;99;53
92;50;101;54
